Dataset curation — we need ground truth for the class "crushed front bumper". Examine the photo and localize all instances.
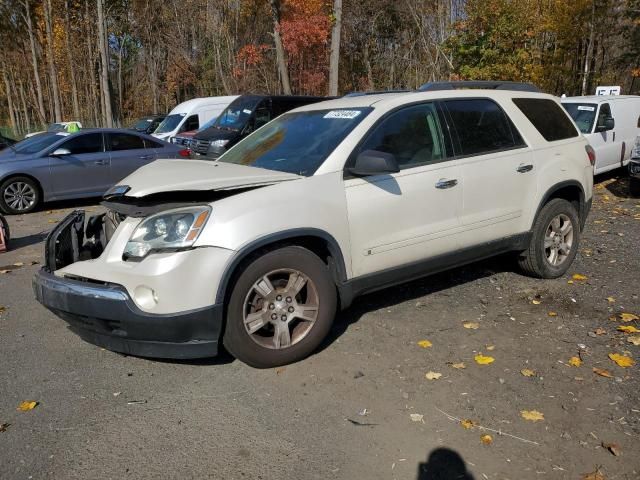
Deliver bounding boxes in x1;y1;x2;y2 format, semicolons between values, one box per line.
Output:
33;268;223;359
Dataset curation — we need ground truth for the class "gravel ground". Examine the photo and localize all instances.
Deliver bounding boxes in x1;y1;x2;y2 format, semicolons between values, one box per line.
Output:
0;173;639;480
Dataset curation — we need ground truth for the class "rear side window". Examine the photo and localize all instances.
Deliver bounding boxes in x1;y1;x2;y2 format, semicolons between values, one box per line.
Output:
61;133;104;154
143;138;163;149
108;133;145;151
444;99;525;156
514;98;579;141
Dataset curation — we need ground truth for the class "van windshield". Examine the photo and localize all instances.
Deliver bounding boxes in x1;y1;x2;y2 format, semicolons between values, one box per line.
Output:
218;108;372;176
155;114;185;134
562;103;597;134
214;96;262;131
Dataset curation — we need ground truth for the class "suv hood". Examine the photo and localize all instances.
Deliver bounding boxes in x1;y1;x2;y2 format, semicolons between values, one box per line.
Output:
116;159;301;198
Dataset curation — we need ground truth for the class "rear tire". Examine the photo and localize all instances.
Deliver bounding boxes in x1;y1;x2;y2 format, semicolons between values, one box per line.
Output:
518;198;580;279
223;246;337;368
0;176;40;214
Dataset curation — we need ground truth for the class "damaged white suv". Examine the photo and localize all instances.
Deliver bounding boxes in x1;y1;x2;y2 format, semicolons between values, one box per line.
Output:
34;85;594;368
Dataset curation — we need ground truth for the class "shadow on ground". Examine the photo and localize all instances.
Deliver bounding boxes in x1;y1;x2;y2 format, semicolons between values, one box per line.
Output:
416;448;475;480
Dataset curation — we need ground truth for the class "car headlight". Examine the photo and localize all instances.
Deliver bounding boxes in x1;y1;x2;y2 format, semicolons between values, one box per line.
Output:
124;206;211;259
209;139;229;149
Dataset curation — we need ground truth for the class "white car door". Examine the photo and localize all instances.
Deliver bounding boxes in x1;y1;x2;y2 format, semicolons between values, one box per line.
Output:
590;103;620;173
441;98;536;248
344;102;464;278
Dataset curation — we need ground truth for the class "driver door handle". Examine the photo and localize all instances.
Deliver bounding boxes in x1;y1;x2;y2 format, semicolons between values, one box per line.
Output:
516;164;533;173
138;154;154;160
435;178;458;189
94;159;109;166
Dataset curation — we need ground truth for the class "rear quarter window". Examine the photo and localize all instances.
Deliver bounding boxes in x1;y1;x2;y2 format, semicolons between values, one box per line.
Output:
513;98;579;141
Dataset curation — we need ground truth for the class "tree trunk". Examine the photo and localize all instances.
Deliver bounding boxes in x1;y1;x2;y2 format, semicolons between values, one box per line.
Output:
581;0;595;96
1;67;18;136
23;0;46;125
328;0;342;96
97;0;113;127
269;0;291;94
44;0;62;122
64;0;80;120
18;79;31;134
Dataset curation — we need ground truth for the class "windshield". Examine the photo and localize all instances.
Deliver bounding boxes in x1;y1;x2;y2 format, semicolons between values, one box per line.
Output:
219;108;372;176
562;103;597;134
133;118;154;130
214;97;262;131
154;113;185;134
14;133;65;154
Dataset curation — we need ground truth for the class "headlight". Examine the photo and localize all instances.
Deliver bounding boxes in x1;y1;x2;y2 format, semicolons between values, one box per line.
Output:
124;206;211;259
209;139;229;149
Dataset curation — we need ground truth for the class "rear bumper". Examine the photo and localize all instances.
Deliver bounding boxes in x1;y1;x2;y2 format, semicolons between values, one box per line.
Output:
581;197;592;231
33;268;223;359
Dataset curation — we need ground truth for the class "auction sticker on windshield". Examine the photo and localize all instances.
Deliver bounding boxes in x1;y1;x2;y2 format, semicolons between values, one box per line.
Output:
324;110;362;119
577;106;595;111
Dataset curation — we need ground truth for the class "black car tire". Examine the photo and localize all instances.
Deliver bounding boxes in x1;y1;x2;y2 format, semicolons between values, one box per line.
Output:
0;214;9;245
518;198;581;279
223;246;337;368
0;176;40;214
630;176;640;197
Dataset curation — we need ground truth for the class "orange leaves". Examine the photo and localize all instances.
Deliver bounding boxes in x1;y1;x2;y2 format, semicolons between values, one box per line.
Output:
417;339;432;348
474;354;495;365
568;356;582;367
608;353;635;368
521;410;544;421
17;401;38;411
593;367;613;378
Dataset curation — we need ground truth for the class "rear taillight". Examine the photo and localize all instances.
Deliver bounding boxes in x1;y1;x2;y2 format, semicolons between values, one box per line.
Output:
178;149;190;158
585;145;596;167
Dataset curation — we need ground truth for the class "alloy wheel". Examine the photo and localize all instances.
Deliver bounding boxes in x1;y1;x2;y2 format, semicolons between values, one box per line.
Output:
544;213;574;266
3;181;36;212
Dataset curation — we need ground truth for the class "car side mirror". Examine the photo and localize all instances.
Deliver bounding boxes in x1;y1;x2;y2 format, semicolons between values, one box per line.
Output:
51;148;71;157
596;116;615;132
348;150;400;177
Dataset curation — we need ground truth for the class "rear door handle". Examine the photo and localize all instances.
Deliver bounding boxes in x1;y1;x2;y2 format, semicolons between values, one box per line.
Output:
516;164;533;173
435;178;458;189
138;154;154;160
94;159;108;165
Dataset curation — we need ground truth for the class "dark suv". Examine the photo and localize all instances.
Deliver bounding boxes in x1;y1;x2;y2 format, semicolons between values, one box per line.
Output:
190;95;329;158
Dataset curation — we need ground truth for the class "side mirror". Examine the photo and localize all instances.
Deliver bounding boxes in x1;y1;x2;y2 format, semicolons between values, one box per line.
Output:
348;150;400;177
596;116;615;132
51;148;71;157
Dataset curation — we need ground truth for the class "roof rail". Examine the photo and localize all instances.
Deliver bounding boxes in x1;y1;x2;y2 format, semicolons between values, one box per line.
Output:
418;81;541;93
343;90;410;97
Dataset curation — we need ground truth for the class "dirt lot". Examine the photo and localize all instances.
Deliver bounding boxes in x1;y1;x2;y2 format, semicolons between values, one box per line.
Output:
0;174;639;480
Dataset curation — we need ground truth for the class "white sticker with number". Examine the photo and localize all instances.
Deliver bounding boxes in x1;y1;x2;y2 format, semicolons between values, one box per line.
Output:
324;110;361;119
577;106;595;111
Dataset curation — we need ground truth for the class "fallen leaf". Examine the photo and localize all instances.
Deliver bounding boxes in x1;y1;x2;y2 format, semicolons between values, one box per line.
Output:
275;367;286;375
409;413;424;423
17;401;38;411
602;441;621;456
606;297;615;303
617;325;639;334
12;262;24;267
594;327;607;335
460;419;475;429
480;434;493;445
627;336;640;346
572;274;588;281
581;467;606;480
593;367;613;378
531;299;541;305
417;339;432;348
567;280;574;285
608;353;635;368
486;345;495;351
548;311;558;317
0;306;6;313
520;368;536;377
462;322;479;330
0;423;8;432
619;313;639;322
425;371;442;380
474;354;495;365
521;410;544;421
450;362;466;369
568;356;582;367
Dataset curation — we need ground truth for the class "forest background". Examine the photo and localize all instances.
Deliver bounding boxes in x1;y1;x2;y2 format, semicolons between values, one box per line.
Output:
0;0;638;137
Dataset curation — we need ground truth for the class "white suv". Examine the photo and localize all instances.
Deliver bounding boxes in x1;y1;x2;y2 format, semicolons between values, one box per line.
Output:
34;87;594;368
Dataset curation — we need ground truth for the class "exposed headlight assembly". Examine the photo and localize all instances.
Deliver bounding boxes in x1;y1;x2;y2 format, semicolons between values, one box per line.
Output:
209;139;229;149
124;206;211;259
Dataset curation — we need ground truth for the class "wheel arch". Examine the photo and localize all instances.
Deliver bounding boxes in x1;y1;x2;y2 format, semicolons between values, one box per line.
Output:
214;228;349;307
533;181;587;231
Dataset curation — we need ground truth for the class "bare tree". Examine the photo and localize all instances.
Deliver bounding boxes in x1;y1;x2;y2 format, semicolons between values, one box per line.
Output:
269;0;291;95
97;0;113;127
328;0;342;96
22;0;46;125
44;0;62;122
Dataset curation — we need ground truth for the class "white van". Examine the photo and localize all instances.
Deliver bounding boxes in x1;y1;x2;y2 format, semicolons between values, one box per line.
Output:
152;96;238;142
562;95;640;174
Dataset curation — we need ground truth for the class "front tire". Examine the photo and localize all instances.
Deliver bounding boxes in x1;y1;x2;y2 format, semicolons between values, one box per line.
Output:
0;214;9;246
223;246;337;368
518;198;581;278
0;176;40;214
